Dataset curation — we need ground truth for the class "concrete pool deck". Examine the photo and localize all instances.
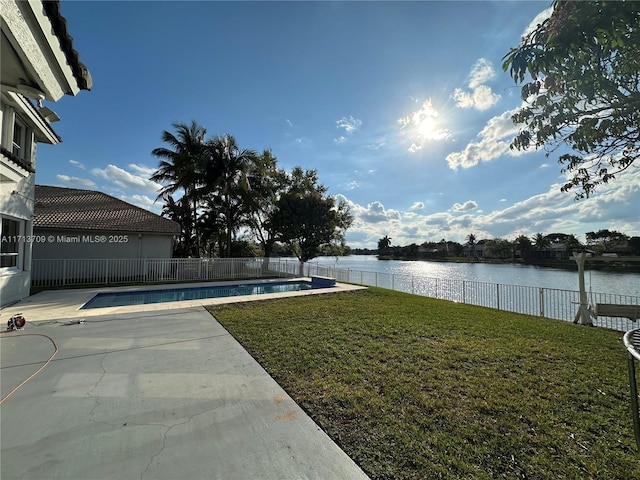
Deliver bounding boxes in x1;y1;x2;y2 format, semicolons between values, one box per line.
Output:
0;278;365;323
0;280;369;480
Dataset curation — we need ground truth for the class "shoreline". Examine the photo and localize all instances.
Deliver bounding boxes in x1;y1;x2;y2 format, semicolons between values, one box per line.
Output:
372;255;640;273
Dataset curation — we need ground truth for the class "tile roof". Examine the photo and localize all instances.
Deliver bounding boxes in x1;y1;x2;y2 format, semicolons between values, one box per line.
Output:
42;0;92;92
34;185;181;235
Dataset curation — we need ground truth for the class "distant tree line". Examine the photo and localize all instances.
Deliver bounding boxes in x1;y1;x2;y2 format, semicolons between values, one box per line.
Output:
374;230;640;261
150;121;352;267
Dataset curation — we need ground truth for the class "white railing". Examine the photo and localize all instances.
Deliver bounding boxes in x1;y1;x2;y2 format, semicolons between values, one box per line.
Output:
30;257;639;331
300;261;639;332
31;257;290;287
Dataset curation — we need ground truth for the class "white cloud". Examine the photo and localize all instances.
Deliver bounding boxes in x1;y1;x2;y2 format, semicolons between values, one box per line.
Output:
451;89;475;109
127;163;156;177
351;200;402;224
336;116;362;133
456;174;639;241
453;85;500;111
446;108;525;169
363;141;386;150
453;58;500;111
119;194;161;213
286;119;293;127
334;135;346;144
410;202;424;210
345;181;359;190
91;164;162;194
56;174;96;189
408;143;422;153
453;200;478;212
69;160;85;169
522;7;554;37
468;58;496;89
341;172;639;248
293;137;312;147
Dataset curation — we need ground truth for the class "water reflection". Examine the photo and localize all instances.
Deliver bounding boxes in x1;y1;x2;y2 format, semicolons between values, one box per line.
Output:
312;255;640;297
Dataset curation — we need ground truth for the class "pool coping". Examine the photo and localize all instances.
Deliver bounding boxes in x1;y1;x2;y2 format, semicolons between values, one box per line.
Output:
0;278;366;323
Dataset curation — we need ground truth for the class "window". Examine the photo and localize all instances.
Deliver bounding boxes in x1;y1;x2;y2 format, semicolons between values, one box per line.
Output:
1;218;20;268
12;117;28;159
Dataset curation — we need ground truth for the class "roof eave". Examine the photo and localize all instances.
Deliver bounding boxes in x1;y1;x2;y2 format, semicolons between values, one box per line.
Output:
41;0;92;94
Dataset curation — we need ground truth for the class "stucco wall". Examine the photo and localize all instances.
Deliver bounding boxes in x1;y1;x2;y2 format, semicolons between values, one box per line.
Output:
32;229;174;259
0;270;30;307
0;163;34;307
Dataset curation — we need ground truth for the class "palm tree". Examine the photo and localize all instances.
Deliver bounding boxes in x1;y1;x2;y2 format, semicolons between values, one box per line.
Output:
532;233;550;259
161;196;194;257
197;199;225;258
203;134;257;257
151;121;207;256
466;233;477;259
377;236;392;255
514;234;533;259
564;234;583;257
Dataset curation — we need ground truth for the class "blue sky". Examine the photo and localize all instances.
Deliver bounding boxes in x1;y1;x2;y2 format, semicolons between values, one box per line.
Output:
39;1;639;248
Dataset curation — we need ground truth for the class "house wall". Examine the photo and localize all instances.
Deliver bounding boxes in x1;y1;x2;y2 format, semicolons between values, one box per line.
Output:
1;96;36;305
32;229;174;259
0;166;34;307
1;0;88;306
31;230;174;285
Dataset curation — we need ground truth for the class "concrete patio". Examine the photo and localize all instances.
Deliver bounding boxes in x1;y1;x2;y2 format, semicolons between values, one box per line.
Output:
0;284;369;480
0;278;364;323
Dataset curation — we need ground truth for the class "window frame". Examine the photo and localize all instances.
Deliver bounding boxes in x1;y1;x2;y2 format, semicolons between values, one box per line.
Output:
11;115;29;160
0;216;24;270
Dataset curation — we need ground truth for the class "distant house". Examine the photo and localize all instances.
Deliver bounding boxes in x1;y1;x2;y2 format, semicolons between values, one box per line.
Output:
1;0;91;306
464;240;486;258
548;242;568;260
33;186;180;259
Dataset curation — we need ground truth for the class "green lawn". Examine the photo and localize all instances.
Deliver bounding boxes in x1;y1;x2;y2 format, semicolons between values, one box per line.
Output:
208;287;640;479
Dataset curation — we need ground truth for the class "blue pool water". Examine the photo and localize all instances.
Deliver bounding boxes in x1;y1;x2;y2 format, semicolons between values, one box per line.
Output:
81;281;318;309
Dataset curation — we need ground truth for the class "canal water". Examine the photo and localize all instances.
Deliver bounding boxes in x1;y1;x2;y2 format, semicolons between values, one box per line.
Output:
311;255;640;297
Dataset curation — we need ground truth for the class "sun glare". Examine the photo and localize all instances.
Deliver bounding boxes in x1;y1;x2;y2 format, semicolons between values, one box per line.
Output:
417;115;439;139
398;99;451;152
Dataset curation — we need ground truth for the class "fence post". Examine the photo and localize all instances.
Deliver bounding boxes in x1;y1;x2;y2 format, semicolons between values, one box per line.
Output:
63;259;67;286
463;281;466;304
496;283;500;310
539;288;544;317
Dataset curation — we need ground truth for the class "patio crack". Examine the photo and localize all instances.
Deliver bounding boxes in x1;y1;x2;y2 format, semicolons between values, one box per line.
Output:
87;352;108;418
139;401;232;480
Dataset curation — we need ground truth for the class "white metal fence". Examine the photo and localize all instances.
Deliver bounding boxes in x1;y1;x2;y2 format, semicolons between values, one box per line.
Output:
31;257;639;331
304;262;639;332
31;258;283;286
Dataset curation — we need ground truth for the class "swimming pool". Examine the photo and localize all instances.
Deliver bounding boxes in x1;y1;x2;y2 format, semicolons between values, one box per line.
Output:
81;280;321;309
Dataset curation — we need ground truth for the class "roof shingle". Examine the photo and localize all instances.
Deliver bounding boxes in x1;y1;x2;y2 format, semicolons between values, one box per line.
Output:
34;185;181;235
42;0;92;92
